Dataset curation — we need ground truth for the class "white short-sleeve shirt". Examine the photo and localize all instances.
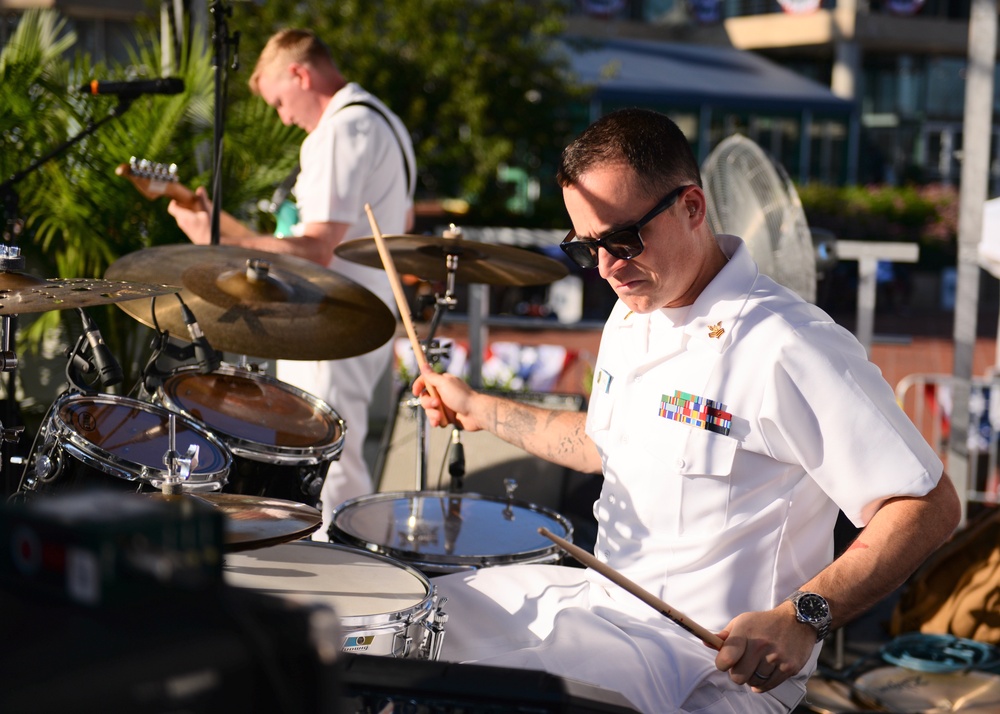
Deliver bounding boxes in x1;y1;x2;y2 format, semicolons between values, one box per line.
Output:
587;234;943;631
293;82;415;310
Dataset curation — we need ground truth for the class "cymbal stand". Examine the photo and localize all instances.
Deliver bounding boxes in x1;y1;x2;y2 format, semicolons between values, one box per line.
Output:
0;312;22;449
413;234;463;492
0;249;28;493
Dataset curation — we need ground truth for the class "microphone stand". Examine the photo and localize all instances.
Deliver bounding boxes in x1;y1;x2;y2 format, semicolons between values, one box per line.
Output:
208;0;240;247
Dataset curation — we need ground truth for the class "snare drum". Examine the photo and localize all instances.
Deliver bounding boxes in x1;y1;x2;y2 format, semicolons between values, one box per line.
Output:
224;541;446;659
156;364;345;505
20;392;231;494
330;491;574;575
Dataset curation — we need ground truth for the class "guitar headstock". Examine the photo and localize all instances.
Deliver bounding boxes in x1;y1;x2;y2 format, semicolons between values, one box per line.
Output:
116;157;196;207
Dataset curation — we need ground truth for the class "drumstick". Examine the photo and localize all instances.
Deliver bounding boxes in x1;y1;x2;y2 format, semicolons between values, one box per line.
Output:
364;204;438;399
538;527;724;650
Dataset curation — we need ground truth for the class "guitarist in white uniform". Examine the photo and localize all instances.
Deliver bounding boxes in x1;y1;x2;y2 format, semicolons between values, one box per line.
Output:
168;29;416;535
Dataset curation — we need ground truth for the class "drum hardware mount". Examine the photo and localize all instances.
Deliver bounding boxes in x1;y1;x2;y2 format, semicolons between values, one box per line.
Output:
422;597;448;661
503;478;518;521
159;412;201;495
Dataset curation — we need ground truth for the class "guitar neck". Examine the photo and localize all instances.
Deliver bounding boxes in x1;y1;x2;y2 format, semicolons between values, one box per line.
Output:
117;161;248;236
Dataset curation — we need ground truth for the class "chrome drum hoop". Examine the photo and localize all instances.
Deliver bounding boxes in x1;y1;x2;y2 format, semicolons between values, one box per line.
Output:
329;490;575;575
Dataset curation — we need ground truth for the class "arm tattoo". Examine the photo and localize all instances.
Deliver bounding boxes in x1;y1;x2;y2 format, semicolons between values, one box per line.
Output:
496;402;537;449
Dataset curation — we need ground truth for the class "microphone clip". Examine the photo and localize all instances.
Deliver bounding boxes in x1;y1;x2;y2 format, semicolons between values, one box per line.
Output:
65;308;124;394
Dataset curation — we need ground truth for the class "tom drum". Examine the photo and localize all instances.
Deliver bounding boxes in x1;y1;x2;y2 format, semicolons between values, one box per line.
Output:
156;364;345;505
329;490;574;575
20;392;231;494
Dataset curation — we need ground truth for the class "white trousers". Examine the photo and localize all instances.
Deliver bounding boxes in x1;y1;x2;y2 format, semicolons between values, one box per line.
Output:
276;339;393;538
433;564;805;714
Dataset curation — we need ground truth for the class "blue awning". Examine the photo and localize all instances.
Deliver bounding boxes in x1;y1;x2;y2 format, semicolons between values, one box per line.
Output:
562;37;855;114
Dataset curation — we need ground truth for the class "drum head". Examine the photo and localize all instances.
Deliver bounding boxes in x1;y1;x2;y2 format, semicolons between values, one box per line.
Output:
54;393;230;489
224;542;430;624
159;365;344;460
853;666;1000;712
330;491;574;570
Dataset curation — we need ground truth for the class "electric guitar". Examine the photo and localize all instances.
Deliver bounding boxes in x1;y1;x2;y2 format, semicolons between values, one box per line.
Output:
116;158;298;237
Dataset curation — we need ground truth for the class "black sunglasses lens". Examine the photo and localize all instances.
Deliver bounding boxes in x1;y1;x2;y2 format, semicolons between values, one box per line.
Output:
604;231;643;260
560;230;644;269
562;242;599;269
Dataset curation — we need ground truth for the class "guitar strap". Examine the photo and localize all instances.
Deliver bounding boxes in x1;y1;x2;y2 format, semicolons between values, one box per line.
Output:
339;99;415;198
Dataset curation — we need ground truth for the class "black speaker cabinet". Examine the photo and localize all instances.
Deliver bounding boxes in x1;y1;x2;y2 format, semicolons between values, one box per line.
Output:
339;653;640;713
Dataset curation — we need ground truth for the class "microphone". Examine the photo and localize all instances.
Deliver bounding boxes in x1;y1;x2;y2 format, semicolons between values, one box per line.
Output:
78;309;123;387
78;77;185;98
177;298;221;374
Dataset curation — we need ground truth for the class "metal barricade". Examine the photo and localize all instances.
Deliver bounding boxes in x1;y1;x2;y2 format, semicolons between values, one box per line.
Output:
895;372;1000;511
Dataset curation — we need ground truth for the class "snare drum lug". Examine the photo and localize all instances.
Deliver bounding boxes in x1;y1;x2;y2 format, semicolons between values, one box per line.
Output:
392;632;413;658
421;598;449;661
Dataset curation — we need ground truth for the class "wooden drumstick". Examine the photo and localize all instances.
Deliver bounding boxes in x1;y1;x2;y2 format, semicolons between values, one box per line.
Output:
538;527;724;650
364;204;438;399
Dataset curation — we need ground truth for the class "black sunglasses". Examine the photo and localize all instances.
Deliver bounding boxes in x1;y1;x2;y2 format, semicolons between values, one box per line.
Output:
559;185;692;270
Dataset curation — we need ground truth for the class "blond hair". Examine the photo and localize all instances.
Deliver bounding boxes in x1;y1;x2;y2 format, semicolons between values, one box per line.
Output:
249;29;334;94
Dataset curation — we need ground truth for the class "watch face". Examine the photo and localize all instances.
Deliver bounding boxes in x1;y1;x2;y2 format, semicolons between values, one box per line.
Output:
798;593;829;622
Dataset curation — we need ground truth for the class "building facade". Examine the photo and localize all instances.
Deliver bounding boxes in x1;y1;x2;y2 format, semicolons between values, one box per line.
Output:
567;0;996;189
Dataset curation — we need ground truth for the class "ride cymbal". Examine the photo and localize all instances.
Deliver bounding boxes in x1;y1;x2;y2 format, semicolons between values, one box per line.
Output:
0;270;179;316
105;244;396;360
334;234;569;286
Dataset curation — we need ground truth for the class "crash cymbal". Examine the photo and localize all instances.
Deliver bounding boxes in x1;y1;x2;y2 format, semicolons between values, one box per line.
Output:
105;244;396;360
0;270;179;315
147;492;321;552
334;234;569;286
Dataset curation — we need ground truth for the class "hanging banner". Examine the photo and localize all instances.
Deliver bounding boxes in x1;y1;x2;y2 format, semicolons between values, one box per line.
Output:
778;0;821;13
687;0;723;25
886;0;926;15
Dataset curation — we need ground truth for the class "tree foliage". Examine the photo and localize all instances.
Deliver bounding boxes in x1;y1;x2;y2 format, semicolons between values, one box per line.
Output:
222;0;585;224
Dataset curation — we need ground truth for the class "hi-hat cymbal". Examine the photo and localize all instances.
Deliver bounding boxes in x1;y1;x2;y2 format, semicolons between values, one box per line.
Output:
334;234;569;286
0;270;180;315
147;492;321;552
105;244;396;361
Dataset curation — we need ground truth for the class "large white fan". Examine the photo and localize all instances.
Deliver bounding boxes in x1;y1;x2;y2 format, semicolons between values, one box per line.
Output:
701;135;817;304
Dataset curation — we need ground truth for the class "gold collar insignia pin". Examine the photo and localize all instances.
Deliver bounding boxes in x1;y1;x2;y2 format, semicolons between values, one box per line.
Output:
708;322;725;339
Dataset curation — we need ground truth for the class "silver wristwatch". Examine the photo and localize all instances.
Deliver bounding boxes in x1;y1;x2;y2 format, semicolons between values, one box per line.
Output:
785;590;832;642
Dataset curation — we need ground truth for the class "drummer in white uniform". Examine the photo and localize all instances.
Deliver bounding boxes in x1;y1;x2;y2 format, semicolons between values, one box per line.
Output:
413;108;961;713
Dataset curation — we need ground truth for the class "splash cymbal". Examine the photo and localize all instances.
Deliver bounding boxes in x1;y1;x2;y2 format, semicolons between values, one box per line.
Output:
105;244;396;360
0;270;179;315
147;492;321;552
334;234;569;286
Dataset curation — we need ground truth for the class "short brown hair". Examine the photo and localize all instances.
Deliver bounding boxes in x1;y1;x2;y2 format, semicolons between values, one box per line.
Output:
249;29;335;94
557;108;702;200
